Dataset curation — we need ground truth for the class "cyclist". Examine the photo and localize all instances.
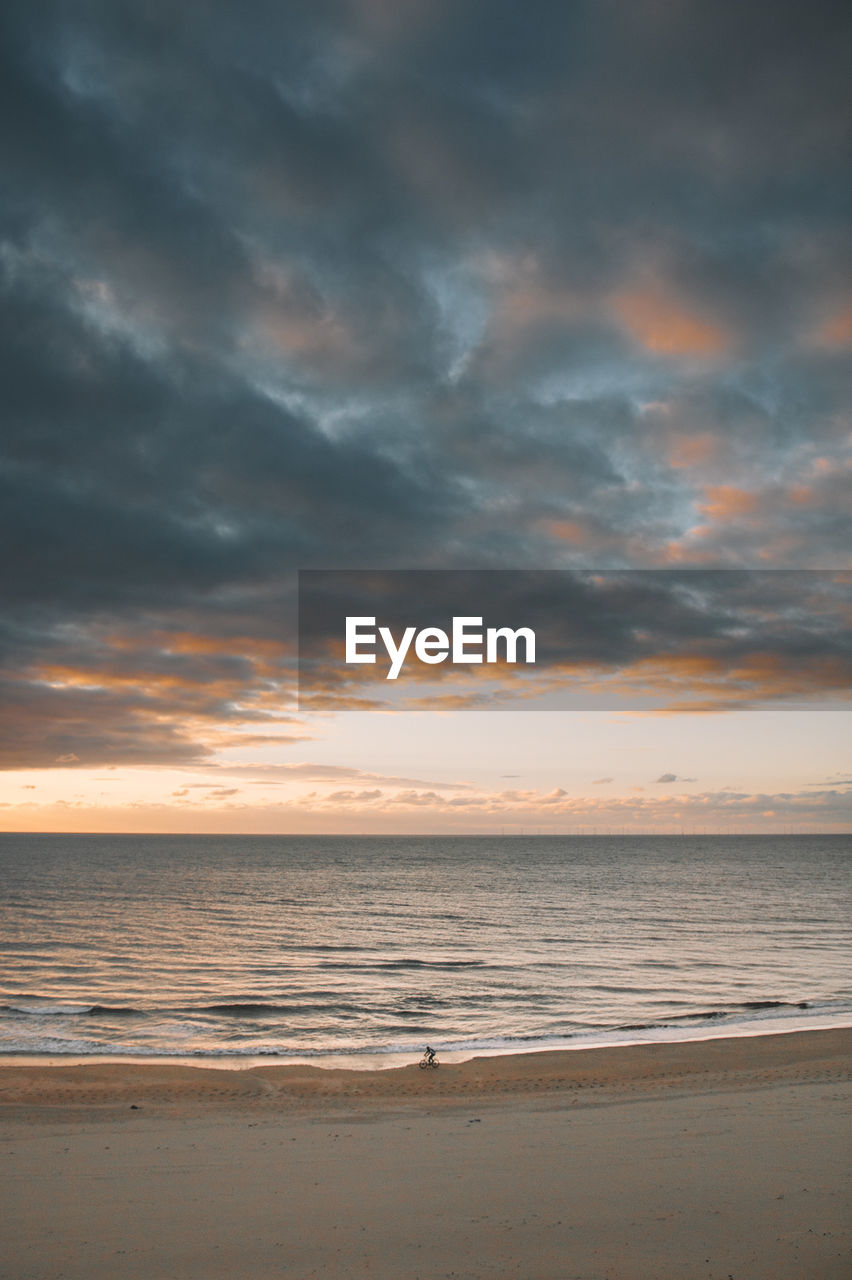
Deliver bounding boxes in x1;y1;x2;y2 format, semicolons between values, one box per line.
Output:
424;1045;436;1065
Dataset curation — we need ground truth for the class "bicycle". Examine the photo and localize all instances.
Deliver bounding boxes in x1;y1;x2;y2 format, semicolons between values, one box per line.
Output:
418;1052;439;1068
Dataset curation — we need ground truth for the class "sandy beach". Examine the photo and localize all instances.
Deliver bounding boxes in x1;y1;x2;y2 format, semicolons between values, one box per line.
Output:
1;1028;849;1279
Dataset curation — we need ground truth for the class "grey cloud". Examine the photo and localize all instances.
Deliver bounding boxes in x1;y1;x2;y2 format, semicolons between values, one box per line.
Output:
325;789;383;804
1;0;850;766
210;762;471;790
0;677;214;769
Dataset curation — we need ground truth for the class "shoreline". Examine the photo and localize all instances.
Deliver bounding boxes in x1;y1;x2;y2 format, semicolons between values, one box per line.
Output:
2;1008;851;1073
2;1026;849;1116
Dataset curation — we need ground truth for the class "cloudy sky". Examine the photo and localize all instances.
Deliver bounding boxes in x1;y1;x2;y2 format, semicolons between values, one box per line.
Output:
1;0;850;832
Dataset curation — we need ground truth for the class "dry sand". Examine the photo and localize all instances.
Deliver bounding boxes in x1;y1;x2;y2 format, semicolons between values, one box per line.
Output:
1;1029;849;1279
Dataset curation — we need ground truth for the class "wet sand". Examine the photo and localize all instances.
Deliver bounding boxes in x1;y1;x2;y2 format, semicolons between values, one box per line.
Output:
1;1029;849;1279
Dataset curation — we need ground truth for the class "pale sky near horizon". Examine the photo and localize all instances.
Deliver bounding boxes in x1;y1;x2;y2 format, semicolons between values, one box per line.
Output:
1;1;850;833
3;706;849;833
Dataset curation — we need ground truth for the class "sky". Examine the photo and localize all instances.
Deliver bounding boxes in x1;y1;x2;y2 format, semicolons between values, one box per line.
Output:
1;0;850;833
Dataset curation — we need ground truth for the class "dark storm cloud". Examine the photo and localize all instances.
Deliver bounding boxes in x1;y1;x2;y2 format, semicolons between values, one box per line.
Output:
1;0;850;764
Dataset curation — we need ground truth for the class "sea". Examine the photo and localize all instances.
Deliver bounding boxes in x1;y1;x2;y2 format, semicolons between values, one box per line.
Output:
1;833;850;1067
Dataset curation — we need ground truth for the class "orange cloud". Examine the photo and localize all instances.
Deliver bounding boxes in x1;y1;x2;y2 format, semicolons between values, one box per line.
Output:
610;648;852;713
660;541;725;564
542;515;628;556
1;619;303;770
613;290;729;357
814;306;852;348
545;519;591;545
698;485;761;520
788;484;815;506
666;432;720;470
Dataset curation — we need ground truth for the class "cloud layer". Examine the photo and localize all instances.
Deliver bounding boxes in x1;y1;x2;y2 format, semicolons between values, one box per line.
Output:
1;1;851;767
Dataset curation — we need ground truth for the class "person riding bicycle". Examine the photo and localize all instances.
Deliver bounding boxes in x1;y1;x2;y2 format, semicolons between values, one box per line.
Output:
424;1045;436;1065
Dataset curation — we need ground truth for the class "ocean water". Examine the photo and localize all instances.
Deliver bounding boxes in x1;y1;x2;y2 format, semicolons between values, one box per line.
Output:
1;833;850;1065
